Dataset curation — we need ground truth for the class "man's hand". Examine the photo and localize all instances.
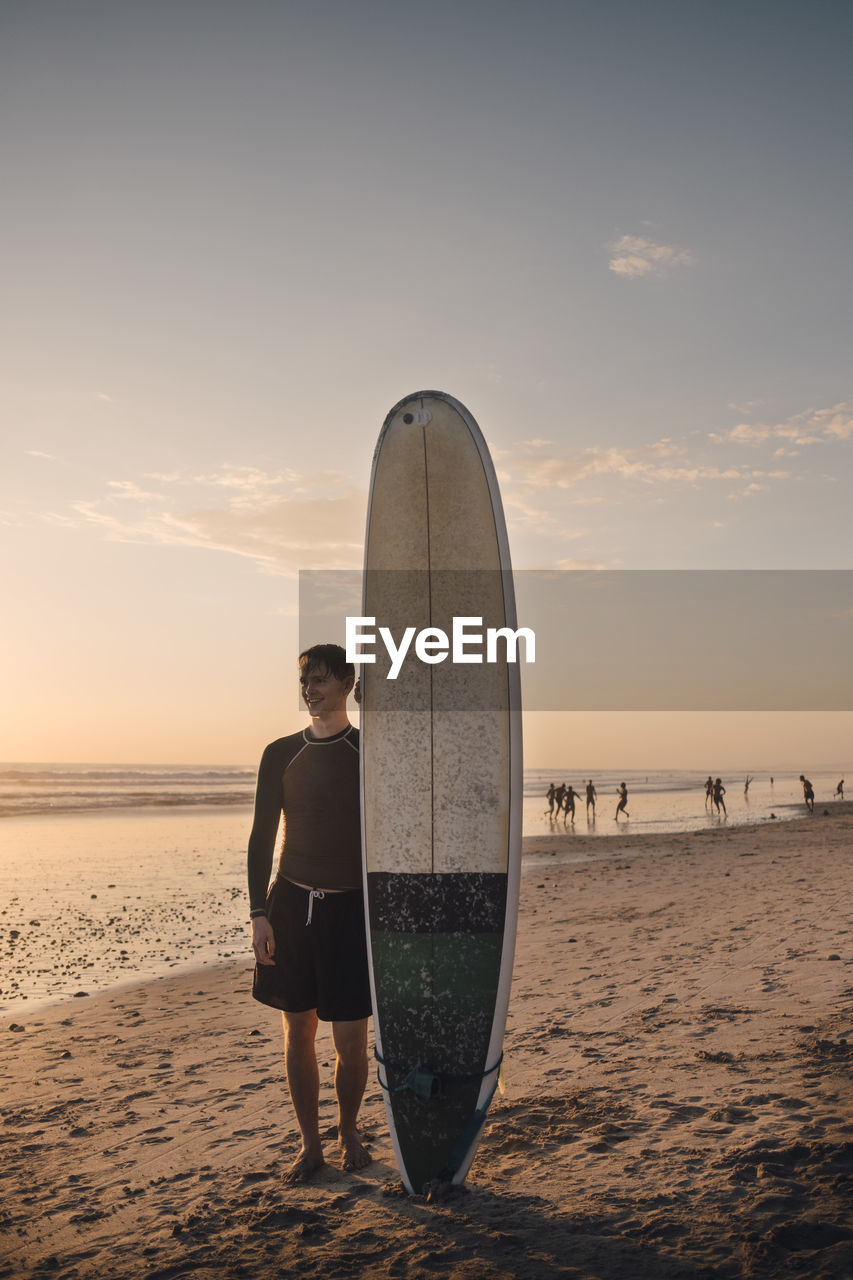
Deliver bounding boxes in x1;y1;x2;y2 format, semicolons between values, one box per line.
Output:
252;916;276;966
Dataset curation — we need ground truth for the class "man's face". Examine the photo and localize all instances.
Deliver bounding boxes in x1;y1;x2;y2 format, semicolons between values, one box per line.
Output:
300;665;352;717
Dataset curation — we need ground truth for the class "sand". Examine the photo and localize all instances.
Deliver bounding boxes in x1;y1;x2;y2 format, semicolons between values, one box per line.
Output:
1;809;851;1279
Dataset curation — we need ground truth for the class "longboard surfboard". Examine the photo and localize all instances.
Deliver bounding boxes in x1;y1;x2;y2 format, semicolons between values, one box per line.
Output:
361;391;522;1193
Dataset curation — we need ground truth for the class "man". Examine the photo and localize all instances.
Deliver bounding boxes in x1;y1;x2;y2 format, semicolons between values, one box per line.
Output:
800;774;815;814
563;784;578;824
248;643;372;1184
585;779;597;818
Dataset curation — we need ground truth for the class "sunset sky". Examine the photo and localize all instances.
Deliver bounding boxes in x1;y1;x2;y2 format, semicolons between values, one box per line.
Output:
2;0;851;768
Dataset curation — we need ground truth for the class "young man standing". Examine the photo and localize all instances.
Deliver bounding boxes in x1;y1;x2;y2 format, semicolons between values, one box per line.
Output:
248;644;372;1183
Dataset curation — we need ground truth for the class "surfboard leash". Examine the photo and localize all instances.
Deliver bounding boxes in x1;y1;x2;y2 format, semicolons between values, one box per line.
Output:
373;1048;504;1105
374;1050;506;1184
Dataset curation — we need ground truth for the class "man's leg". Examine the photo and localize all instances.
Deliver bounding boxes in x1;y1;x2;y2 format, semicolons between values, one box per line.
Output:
282;1009;325;1183
332;1017;371;1171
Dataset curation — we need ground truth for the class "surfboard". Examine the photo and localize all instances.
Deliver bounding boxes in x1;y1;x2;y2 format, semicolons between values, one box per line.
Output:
360;390;522;1193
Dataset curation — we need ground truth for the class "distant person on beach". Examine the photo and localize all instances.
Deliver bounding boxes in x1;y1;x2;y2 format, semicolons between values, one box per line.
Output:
585;780;597;817
744;775;752;796
615;782;629;820
247;643;371;1185
712;778;727;816
564;785;578;823
836;779;844;799
545;783;556;816
799;775;815;813
704;776;713;808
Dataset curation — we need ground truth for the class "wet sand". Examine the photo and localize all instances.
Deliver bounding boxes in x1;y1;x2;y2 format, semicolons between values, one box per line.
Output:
1;809;851;1278
0;807;251;1010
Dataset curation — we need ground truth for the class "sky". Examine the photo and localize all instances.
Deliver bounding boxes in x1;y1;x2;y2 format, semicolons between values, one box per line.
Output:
2;0;851;769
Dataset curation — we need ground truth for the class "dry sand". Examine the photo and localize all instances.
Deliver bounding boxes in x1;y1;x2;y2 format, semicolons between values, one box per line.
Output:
1;809;851;1278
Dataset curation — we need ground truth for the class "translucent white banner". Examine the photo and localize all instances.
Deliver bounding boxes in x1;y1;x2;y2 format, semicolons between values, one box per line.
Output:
299;570;853;711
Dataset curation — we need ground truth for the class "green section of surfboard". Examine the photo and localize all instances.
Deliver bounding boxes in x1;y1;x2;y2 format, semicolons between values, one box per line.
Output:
370;930;504;1192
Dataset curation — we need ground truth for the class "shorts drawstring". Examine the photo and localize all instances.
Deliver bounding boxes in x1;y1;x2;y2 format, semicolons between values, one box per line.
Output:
306;889;325;925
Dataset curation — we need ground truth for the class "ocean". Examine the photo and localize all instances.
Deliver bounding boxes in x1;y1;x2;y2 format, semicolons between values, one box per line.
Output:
0;763;847;1014
0;763;256;818
2;762;844;826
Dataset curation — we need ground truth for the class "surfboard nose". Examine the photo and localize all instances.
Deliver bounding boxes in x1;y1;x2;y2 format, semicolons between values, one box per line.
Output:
401;407;433;426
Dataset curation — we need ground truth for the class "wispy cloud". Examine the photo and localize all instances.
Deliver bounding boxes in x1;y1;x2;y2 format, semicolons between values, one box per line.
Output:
496;437;747;493
555;556;612;570
711;402;853;449
50;401;847;568
491;426;798;538
607;234;696;278
68;467;366;573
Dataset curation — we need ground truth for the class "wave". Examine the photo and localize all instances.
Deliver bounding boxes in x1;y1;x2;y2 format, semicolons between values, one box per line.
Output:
0;767;254;784
0;764;256;818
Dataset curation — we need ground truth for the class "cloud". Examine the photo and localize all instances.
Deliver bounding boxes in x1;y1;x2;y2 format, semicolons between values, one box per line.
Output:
42;512;78;527
489;429;799;547
818;405;853;440
107;480;165;502
607;234;696;278
722;423;772;445
711;402;853;449
496;437;744;492
70;467;366;573
555;556;612;570
727;400;764;415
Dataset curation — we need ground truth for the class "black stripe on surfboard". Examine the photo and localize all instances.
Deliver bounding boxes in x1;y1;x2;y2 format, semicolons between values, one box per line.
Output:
367;872;507;934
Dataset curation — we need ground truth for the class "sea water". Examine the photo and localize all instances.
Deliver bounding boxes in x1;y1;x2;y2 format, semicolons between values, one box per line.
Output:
2;762;844;826
0;763;255;817
0;763;847;1012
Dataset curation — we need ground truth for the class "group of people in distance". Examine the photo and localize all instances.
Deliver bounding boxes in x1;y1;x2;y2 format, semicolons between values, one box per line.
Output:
703;773;846;817
546;773;847;830
545;779;629;822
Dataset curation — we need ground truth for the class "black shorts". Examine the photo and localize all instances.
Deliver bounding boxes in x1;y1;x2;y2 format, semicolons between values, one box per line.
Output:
252;877;372;1023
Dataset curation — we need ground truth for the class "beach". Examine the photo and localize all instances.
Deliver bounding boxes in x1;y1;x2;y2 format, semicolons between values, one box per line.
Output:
2;808;851;1279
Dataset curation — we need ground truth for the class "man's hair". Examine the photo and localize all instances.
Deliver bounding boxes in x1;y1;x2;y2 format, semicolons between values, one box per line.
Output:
298;643;354;684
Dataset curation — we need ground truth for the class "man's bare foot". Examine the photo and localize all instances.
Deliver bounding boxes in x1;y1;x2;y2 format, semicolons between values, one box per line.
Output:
339;1129;372;1172
282;1150;325;1185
